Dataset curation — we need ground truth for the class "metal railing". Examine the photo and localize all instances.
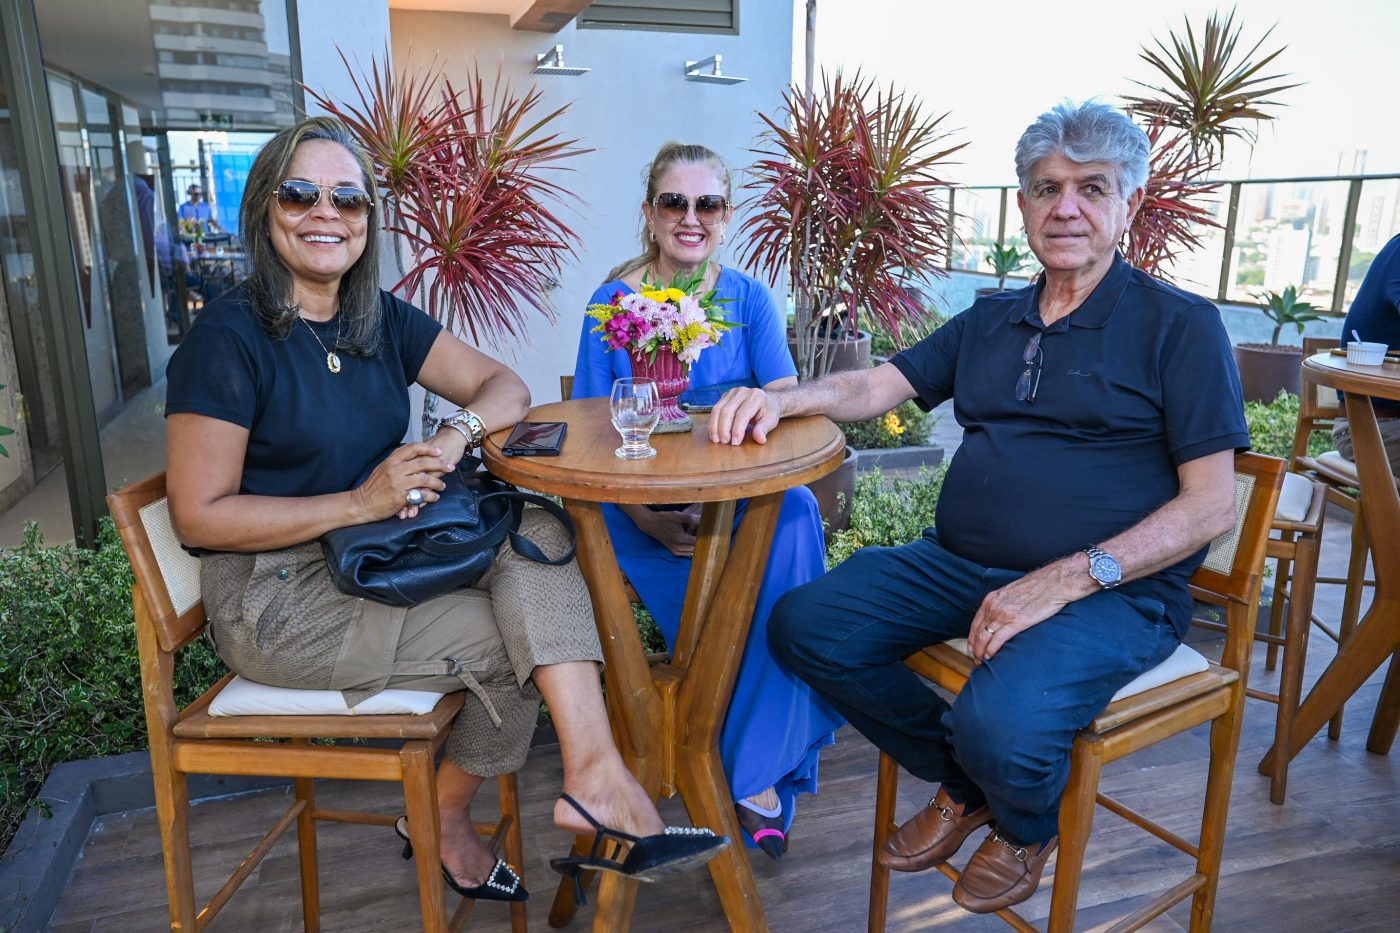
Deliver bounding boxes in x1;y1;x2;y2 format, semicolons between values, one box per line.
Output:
946;172;1400;314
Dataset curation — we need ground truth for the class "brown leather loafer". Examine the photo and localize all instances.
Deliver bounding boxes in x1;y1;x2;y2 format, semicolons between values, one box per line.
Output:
877;786;993;872
951;830;1058;914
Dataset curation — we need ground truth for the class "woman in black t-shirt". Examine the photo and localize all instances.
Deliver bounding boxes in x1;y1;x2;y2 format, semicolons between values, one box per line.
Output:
164;117;726;902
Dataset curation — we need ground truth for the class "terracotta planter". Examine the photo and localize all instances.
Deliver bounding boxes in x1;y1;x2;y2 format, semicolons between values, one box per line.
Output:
1233;343;1302;403
806;446;857;539
788;330;872;375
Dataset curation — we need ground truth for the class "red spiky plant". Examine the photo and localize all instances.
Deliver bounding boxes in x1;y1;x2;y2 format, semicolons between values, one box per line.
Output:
306;50;587;349
1122;7;1297;278
738;72;964;379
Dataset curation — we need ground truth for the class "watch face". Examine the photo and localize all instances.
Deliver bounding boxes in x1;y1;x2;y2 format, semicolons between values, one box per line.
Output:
1090;554;1121;584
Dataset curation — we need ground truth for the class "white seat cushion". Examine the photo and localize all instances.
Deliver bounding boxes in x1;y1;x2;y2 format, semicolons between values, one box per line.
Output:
1274;472;1315;523
208;675;446;717
940;640;1209;703
1315;450;1360;486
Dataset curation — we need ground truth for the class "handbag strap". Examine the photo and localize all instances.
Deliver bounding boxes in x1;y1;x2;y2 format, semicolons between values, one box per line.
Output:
499;492;577;566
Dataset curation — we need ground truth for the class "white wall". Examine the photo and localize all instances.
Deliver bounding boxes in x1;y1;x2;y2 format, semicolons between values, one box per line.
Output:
387;6;796;403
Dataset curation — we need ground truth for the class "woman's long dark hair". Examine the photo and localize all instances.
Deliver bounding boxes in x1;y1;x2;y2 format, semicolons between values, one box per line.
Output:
239;116;382;356
606;142;732;282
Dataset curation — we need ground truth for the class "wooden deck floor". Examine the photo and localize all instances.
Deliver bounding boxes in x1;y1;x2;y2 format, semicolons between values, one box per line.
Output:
48;504;1400;932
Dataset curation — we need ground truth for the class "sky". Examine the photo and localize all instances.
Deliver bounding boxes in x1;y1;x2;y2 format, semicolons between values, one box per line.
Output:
803;0;1400;186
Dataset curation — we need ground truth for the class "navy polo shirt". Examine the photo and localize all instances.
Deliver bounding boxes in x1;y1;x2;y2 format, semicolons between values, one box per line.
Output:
1339;233;1400;413
891;253;1249;635
165;282;443;498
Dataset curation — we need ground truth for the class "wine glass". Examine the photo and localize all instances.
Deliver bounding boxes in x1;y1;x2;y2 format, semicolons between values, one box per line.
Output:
610;377;660;460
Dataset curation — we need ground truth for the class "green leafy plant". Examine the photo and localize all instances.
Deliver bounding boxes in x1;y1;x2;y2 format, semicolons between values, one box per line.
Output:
838;400;934;450
868;305;942;358
1244;390;1331;461
0;520;225;852
984;243;1028;290
826;465;946;567
739;71;963;380
1255;284;1331;346
307;51;587;348
0;382;14;457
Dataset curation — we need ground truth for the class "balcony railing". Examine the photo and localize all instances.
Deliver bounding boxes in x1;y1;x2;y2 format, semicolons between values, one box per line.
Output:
947;173;1400;313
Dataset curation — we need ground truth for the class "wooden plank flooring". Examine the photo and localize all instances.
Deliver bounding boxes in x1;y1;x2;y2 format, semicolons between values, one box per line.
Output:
48;504;1400;931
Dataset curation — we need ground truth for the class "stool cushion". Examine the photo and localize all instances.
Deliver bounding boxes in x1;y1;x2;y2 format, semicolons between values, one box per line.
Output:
209;675;446;717
941;640;1209;702
1315;450;1360;486
1274;472;1315;523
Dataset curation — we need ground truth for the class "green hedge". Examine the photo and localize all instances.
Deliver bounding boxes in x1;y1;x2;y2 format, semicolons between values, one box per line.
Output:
1244;390;1331;461
0;520;224;852
838;399;935;449
827;465;946;567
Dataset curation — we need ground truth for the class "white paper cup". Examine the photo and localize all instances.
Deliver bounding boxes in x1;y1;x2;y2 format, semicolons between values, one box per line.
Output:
1346;341;1388;365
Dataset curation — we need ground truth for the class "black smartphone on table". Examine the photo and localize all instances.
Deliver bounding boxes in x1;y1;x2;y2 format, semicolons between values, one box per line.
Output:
501;421;567;456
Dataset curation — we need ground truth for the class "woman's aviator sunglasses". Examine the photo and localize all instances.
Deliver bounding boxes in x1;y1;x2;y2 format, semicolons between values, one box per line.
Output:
652;192;729;225
274;180;374;223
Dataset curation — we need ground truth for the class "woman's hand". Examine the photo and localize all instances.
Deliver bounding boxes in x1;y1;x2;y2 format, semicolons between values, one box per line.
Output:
350;442;455;522
621;503;702;557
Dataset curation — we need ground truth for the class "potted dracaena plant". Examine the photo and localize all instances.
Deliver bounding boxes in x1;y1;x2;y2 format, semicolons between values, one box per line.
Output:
307;50;587;434
976;242;1031;297
738;71;962;532
1118;9;1313;402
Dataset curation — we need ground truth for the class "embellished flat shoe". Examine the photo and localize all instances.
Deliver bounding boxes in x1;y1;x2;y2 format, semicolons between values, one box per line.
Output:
548;794;729;905
395;815;528;903
735;801;788;861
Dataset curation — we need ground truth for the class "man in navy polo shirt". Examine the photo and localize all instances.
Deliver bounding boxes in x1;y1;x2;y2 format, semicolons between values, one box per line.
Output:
709;101;1248;914
1335;232;1400;476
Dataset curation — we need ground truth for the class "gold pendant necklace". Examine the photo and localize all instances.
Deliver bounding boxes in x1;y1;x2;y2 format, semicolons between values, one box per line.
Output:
300;313;342;374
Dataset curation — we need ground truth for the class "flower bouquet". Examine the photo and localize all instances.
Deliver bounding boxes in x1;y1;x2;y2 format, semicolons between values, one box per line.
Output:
586;268;733;432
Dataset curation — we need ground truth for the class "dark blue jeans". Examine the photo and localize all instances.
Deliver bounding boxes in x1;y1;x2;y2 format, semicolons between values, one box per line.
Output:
770;530;1179;844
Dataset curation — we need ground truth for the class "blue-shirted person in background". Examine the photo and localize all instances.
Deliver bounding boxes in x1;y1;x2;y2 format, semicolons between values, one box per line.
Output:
1335;232;1400;476
707;101;1249;915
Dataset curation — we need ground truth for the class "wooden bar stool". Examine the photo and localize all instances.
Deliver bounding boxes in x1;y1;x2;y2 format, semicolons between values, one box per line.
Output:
868;453;1284;933
108;475;527;933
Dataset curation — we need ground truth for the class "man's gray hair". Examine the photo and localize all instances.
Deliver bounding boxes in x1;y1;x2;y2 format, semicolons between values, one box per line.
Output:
1014;101;1150;197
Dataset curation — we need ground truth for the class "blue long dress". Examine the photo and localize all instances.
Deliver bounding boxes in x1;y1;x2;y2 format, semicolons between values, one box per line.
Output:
573;267;844;838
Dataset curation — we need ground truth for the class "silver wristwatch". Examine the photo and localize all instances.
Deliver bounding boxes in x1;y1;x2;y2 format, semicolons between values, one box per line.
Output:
1084;545;1122;590
439;409;486;450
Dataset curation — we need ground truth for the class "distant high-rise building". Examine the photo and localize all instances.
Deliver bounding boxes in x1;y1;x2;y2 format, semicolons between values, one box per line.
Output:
1337;149;1368;175
148;0;295;130
1264;226;1311;293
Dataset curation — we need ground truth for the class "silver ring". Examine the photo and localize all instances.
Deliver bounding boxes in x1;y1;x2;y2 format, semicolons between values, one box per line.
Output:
984;625;996;635
406;488;425;507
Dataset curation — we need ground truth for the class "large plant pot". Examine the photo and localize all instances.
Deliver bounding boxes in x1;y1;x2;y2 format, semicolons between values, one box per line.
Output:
806;447;857;539
788;330;872;376
1234;343;1302;403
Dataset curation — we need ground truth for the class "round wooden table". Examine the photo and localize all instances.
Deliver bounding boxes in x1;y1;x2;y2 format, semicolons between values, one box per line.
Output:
1262;352;1400;775
484;398;845;933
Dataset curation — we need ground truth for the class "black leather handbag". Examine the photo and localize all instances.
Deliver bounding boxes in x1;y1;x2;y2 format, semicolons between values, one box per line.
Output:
321;456;575;608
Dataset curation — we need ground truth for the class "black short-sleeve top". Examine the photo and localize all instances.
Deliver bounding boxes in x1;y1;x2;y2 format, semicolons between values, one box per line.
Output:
165;283;443;497
891;253;1250;635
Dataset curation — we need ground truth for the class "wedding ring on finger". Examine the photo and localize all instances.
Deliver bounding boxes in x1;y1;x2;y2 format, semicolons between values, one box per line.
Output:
405;488;425;507
985;625;997;635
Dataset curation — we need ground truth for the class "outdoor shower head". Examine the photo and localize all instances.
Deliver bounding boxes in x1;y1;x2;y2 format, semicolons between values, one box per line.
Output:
684;54;747;85
532;45;590;77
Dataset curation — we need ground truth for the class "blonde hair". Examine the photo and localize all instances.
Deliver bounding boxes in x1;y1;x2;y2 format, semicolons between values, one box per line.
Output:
606;142;732;282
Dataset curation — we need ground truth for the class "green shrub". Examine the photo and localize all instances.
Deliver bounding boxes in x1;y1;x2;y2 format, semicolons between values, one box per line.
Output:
1244;390;1330;460
827;465;946;567
0;520;225;853
838;399;935;449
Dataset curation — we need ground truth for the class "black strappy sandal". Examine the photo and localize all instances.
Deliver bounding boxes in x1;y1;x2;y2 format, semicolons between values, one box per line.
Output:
395;815;529;903
548;794;729;905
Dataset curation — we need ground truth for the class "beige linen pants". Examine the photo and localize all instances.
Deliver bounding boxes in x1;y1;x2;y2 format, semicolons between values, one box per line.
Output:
201;508;601;775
